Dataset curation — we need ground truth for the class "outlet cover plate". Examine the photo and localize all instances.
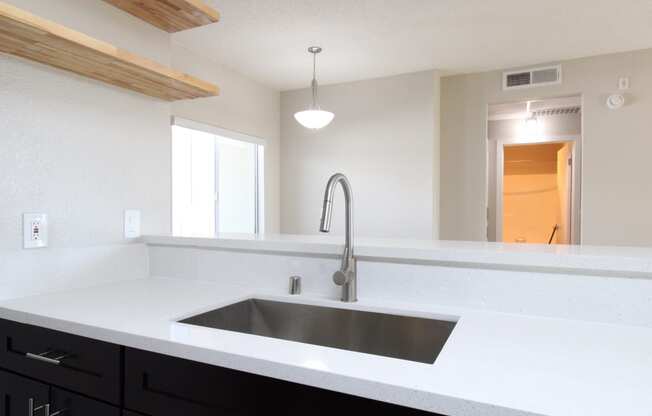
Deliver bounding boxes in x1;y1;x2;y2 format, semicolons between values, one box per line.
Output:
124;209;141;239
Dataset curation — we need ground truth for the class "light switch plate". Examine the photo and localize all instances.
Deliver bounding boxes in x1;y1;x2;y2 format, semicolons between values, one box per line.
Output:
23;213;48;249
124;209;141;239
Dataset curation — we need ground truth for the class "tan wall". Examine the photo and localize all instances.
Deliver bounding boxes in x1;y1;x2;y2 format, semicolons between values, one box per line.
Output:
280;71;440;239
441;48;652;246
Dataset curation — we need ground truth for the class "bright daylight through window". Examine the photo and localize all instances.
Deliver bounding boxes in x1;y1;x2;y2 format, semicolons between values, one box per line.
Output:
172;120;264;237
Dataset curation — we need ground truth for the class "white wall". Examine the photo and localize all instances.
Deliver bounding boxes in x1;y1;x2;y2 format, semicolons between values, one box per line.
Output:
280;71;440;239
0;0;280;298
441;48;652;246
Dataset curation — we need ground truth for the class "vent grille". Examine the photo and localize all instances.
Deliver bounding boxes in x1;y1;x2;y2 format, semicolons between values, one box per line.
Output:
533;106;581;117
503;65;561;90
506;72;531;87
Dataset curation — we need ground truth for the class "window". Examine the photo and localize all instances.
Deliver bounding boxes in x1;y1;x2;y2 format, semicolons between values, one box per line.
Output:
171;118;264;237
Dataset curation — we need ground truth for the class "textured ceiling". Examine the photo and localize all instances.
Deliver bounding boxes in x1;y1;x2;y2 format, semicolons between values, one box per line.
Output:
172;0;652;91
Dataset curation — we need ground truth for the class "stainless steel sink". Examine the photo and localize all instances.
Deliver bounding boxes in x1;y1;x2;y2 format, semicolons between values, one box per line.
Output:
179;299;456;364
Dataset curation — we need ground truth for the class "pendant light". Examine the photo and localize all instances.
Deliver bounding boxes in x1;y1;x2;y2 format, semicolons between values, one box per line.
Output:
294;46;334;130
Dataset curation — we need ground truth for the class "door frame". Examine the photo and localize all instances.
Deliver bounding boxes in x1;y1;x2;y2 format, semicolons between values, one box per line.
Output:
494;134;582;244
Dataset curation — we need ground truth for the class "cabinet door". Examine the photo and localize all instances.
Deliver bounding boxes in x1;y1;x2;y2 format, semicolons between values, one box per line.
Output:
125;348;442;416
123;411;147;416
125;348;272;416
51;387;120;416
285;383;442;416
0;370;49;416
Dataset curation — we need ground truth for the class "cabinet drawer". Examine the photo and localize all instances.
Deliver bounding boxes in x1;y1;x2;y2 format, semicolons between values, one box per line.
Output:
0;319;121;404
51;387;120;416
125;348;278;416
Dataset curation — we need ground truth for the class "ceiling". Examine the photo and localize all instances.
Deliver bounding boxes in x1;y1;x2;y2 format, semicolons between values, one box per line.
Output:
173;0;652;91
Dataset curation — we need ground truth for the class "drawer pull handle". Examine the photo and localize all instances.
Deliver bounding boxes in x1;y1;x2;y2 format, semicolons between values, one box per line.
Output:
25;351;69;366
28;401;67;416
28;398;47;415
44;405;67;416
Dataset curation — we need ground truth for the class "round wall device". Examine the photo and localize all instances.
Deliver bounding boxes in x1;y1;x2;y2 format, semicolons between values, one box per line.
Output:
606;94;626;110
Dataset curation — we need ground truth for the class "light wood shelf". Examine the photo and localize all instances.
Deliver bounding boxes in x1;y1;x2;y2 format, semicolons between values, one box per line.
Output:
0;1;219;101
102;0;220;32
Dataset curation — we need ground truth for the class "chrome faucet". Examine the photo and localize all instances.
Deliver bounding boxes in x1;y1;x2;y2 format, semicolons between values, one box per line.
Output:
319;173;357;302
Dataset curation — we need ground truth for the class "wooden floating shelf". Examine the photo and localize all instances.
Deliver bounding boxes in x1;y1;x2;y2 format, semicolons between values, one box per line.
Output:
102;0;220;33
0;1;219;101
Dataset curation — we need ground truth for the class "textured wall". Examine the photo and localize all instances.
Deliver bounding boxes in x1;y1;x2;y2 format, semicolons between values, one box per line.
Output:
0;0;280;298
0;0;172;298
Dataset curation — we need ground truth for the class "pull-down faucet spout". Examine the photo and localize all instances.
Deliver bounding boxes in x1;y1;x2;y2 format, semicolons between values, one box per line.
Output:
319;173;356;302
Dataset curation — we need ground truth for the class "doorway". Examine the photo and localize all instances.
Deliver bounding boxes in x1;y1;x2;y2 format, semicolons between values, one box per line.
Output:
503;142;574;244
487;96;582;244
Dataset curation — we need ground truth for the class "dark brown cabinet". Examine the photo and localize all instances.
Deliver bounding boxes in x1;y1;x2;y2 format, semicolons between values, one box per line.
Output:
0;371;49;416
124;347;440;416
0;319;442;416
51;387;121;416
0;319;121;404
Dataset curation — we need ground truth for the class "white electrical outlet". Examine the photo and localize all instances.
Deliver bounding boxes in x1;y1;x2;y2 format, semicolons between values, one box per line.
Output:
23;213;48;249
618;77;630;90
124;209;141;239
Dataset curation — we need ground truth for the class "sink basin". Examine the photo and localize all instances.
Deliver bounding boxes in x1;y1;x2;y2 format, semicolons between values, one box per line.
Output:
179;299;456;364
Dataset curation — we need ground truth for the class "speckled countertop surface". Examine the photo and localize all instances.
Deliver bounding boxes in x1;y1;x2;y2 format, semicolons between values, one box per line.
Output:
1;277;651;416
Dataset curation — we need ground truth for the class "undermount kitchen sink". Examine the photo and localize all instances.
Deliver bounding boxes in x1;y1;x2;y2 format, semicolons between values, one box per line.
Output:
179;299;457;364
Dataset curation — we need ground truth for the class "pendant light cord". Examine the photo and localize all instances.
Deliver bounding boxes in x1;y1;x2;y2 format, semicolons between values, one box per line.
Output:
311;51;318;109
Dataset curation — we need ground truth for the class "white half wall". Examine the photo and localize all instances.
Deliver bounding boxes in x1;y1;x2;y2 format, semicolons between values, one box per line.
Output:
148;244;652;328
280;71;440;239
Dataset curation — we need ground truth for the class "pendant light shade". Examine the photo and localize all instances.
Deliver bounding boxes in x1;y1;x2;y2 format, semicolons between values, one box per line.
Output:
294;109;334;130
294;46;334;130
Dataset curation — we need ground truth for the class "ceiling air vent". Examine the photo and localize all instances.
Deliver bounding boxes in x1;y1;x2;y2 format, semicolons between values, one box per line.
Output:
503;65;561;90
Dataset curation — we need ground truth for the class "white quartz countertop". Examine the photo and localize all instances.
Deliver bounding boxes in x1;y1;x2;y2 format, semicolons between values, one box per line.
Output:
143;234;652;277
1;278;651;416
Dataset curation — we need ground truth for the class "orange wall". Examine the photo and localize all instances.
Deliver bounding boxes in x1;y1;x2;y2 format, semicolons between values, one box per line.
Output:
503;144;562;244
504;173;560;243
